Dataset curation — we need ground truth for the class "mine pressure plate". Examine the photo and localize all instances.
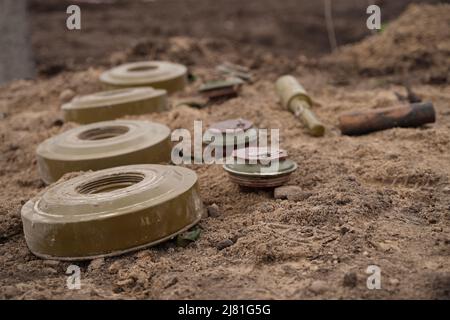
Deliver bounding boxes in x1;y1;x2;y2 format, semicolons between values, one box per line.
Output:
36;120;172;184
209;118;253;133
62;87;168;124
99;61;187;93
204;118;257;151
223;147;297;188
21;164;204;260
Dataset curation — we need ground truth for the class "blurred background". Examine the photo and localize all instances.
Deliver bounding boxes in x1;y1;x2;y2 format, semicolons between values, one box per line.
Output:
0;0;445;83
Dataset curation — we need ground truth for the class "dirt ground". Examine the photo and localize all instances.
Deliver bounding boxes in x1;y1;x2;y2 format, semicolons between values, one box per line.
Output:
0;1;35;84
0;2;449;299
29;0;443;73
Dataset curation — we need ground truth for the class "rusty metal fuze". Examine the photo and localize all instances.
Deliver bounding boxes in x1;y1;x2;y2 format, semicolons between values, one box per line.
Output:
276;75;325;137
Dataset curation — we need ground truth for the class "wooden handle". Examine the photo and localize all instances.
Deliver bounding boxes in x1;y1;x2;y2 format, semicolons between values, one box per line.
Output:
338;102;436;136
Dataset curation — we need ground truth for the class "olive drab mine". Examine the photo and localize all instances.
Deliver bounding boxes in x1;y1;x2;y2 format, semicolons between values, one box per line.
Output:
21;59;436;260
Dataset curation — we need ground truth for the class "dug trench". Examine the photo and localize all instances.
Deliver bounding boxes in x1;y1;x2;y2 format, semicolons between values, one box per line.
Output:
0;3;449;299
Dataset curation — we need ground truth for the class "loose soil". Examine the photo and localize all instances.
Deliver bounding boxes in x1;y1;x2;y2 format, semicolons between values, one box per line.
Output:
0;2;449;299
29;0;442;73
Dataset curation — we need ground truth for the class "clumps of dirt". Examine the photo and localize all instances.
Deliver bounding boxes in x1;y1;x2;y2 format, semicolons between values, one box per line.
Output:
106;35;303;83
1;4;450;300
109;36;263;70
325;4;450;84
0;203;23;244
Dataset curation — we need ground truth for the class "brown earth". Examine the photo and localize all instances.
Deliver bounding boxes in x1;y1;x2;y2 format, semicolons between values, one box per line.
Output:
29;0;443;73
324;3;450;84
0;2;449;299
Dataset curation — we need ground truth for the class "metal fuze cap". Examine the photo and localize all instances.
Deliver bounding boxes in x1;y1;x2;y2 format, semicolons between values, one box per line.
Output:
100;61;187;93
223;147;297;188
62;87;168;124
21;164;204;260
204;118;257;156
37;120;171;184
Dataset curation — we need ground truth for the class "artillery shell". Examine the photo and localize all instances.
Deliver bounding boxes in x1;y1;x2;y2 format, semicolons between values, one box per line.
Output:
338;102;436;136
100;61;187;94
36;120;171;184
223;147;297;188
62;87;167;124
21;165;204;260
